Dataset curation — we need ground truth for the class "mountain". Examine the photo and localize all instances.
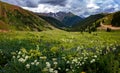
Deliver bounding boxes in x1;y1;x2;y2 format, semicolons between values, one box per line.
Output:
0;1;54;31
72;13;108;31
38;12;83;26
72;11;120;31
39;12;71;21
97;11;120;27
38;15;66;29
62;13;83;26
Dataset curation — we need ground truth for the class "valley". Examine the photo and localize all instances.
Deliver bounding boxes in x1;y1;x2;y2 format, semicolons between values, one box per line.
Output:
0;1;120;73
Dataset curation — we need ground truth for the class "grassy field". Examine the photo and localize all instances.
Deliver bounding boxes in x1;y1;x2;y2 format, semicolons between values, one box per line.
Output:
0;30;120;73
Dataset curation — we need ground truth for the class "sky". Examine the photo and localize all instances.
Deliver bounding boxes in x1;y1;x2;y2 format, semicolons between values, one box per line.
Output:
1;0;120;17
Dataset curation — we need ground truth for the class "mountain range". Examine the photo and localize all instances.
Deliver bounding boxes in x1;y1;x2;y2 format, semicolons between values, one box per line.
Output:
0;1;120;32
37;12;83;27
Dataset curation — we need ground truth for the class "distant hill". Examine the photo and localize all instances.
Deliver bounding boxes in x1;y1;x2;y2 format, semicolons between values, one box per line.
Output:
72;13;108;31
97;11;120;27
0;1;54;31
38;12;83;27
111;11;120;27
62;13;83;26
72;11;120;31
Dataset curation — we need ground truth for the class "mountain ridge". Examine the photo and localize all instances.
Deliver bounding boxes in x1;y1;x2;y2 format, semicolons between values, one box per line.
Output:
0;1;55;31
37;12;83;27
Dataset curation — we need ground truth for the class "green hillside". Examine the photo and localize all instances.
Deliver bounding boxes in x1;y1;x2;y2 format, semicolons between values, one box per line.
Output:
62;14;83;27
111;11;120;26
97;11;120;27
0;1;54;31
72;13;107;31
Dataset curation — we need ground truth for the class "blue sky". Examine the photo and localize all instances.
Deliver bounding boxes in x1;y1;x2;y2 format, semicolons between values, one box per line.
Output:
1;0;120;17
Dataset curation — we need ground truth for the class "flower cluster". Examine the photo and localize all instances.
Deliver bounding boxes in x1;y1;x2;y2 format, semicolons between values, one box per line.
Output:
9;43;118;73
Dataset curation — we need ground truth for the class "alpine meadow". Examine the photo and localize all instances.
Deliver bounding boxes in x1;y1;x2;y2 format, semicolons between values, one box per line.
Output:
0;0;120;73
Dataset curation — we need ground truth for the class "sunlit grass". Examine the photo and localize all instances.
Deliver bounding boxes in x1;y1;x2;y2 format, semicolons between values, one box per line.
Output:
0;30;120;73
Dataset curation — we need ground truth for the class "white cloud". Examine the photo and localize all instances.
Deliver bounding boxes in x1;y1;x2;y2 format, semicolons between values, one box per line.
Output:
1;0;120;17
23;4;67;13
87;0;100;9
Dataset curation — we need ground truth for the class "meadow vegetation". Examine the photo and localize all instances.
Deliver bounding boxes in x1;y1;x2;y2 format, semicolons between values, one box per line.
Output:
0;30;120;73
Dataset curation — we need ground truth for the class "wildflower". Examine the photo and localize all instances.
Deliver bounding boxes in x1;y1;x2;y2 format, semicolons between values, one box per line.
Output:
34;60;37;63
26;64;30;69
113;47;116;51
52;58;57;61
12;56;16;59
18;58;26;63
78;58;81;60
66;69;69;71
82;62;84;65
40;56;47;60
84;57;88;60
81;71;86;73
54;70;58;73
66;61;70;64
72;69;75;72
36;62;39;66
49;68;54;73
46;62;51;68
31;62;35;65
70;66;72;69
17;55;20;58
62;57;65;60
58;67;61;70
22;54;25;57
54;62;58;65
72;58;78;63
25;56;29;59
18;51;21;55
42;68;48;72
80;63;82;66
90;59;95;63
94;55;97;58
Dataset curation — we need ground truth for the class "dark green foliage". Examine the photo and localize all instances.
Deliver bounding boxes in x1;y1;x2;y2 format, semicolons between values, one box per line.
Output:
106;28;111;32
39;15;66;29
81;46;120;73
111;11;120;27
0;51;8;67
62;15;83;26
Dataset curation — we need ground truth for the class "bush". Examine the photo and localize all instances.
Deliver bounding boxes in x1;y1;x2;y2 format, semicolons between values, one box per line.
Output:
106;28;111;32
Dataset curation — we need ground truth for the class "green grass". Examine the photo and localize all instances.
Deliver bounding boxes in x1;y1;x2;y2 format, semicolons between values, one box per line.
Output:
0;30;120;73
0;30;120;49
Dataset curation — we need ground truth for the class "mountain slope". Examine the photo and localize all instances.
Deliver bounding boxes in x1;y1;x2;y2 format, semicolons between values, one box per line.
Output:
0;1;54;31
62;13;83;26
38;12;83;27
72;13;107;31
111;11;120;27
97;11;120;27
38;15;66;29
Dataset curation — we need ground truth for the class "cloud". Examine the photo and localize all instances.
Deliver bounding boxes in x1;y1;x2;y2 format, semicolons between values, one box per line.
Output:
86;0;100;9
1;0;120;17
1;0;67;7
39;0;67;6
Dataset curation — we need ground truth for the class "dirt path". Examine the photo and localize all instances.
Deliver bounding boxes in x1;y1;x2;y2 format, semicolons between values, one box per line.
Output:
0;30;9;33
97;22;120;30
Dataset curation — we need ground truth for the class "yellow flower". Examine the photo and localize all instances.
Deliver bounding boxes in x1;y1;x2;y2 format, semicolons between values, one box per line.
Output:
81;71;86;73
21;48;27;53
